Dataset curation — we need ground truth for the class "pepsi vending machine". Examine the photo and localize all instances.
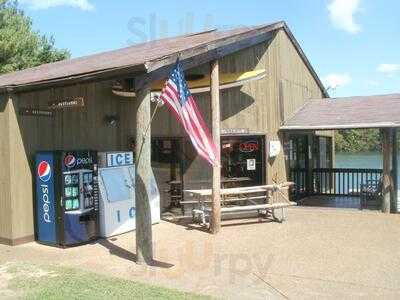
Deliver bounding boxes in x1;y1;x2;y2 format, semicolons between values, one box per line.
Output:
35;150;99;247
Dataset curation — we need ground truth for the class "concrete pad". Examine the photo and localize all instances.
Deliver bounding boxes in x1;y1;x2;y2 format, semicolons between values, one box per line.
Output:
1;207;400;299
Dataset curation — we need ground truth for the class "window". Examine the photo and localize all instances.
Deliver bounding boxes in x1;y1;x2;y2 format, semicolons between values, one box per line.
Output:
221;136;265;187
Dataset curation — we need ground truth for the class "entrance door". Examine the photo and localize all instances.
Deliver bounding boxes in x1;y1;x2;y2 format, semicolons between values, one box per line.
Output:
151;138;183;212
221;136;265;188
287;135;309;197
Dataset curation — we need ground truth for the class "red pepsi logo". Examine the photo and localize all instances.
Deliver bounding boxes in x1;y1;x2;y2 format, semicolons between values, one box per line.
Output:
37;161;51;182
64;154;76;168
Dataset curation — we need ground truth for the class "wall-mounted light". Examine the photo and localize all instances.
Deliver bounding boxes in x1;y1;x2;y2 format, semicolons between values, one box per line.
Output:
104;115;119;126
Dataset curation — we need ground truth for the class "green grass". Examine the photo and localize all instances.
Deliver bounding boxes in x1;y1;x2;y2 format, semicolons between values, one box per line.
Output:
6;263;211;300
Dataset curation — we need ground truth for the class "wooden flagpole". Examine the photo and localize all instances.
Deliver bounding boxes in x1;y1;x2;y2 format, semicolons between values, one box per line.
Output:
210;60;221;234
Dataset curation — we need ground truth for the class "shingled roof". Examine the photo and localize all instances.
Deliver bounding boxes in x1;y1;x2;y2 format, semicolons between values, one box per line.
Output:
0;21;327;95
280;94;400;130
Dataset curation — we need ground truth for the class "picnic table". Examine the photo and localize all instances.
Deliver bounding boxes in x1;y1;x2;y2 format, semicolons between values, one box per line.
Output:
183;183;296;226
167;177;251;212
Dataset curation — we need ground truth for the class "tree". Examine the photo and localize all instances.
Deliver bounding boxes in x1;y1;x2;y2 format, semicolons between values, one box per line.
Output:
335;129;382;153
0;0;69;74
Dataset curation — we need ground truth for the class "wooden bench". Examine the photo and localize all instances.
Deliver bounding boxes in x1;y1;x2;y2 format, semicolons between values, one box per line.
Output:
185;183;296;225
199;202;296;223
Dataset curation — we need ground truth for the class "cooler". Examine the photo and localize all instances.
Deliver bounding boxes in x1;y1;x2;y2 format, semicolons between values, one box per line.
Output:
98;151;160;238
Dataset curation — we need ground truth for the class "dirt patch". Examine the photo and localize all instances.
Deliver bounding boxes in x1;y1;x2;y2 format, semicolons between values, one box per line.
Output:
0;262;58;299
1;208;400;299
0;262;21;299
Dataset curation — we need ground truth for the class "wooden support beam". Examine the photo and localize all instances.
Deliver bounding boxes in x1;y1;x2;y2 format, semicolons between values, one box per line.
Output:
306;133;314;195
392;128;398;212
135;85;153;264
381;128;393;214
210;60;221;234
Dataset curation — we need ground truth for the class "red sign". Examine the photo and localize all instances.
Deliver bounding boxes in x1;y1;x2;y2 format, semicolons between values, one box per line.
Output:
239;141;259;153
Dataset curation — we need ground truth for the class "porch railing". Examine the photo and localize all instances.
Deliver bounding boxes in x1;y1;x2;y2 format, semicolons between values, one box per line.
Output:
290;168;383;198
290;168;307;197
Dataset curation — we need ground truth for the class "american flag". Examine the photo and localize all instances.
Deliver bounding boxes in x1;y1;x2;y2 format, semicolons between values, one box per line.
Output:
160;61;218;166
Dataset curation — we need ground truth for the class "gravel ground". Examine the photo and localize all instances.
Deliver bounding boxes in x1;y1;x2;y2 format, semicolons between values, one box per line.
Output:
1;207;400;299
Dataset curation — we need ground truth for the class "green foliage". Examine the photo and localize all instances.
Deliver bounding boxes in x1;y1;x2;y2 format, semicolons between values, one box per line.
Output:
0;0;69;74
335;129;382;153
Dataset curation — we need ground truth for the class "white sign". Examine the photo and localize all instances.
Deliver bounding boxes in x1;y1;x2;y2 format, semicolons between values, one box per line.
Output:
269;141;281;158
106;152;134;167
221;128;249;135
247;159;256;170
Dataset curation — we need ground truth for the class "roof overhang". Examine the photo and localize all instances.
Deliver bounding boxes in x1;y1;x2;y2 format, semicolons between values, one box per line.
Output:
280;94;400;131
0;22;282;94
0;21;328;97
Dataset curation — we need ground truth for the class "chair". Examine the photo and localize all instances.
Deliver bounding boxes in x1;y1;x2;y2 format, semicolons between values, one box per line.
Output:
360;178;383;210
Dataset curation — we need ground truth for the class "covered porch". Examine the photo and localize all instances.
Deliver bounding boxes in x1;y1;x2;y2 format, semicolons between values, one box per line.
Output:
281;94;400;213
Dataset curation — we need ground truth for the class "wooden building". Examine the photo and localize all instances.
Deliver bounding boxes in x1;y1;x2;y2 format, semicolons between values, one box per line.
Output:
0;21;332;245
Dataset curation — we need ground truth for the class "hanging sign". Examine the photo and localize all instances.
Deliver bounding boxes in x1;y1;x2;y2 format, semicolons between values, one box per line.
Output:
269;140;281;158
19;108;53;117
48;97;85;110
239;140;259;153
221;128;249;135
106;152;134;167
247;159;256;170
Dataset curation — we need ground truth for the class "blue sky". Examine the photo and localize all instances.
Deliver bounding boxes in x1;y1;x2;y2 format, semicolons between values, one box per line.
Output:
18;0;400;97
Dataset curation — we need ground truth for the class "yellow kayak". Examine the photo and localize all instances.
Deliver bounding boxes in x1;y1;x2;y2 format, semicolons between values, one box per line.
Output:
112;69;266;97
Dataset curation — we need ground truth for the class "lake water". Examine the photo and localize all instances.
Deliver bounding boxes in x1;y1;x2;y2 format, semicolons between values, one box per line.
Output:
335;152;383;169
335;152;400;211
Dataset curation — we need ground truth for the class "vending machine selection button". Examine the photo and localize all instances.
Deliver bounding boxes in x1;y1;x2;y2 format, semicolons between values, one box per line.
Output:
64;175;72;185
71;174;79;184
72;199;80;209
65;187;72;197
72;187;79;197
65;199;73;210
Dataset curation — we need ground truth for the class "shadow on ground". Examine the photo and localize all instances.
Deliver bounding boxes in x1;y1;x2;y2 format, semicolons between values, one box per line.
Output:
97;238;174;268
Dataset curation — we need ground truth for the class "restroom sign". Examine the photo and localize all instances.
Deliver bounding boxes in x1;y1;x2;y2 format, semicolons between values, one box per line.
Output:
106;152;134;167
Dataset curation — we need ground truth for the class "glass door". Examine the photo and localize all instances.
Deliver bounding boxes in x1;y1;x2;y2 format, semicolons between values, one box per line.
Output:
221;136;265;188
313;136;333;169
151;138;183;212
287;135;309;197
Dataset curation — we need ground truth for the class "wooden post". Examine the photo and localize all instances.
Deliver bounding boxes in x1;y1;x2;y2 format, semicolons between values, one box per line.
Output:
381;128;393;214
392;128;398;212
135;85;153;264
210;60;221;234
306;133;314;195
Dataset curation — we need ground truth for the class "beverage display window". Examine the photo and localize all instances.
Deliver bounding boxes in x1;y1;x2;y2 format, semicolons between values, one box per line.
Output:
221;136;265;187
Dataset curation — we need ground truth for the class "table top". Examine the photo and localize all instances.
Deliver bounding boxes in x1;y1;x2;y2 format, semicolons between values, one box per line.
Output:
184;183;293;197
169;177;252;185
184;185;269;197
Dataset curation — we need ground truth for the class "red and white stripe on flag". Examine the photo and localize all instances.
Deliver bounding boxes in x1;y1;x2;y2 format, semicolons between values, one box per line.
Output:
160;62;218;166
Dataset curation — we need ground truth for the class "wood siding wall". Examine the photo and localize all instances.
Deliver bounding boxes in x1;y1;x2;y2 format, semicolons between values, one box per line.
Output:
0;28;328;241
2;82;137;241
0;96;12;241
272;29;328;183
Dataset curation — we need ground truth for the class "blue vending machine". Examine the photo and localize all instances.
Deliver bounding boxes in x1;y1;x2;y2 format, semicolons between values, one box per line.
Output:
35;150;99;247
